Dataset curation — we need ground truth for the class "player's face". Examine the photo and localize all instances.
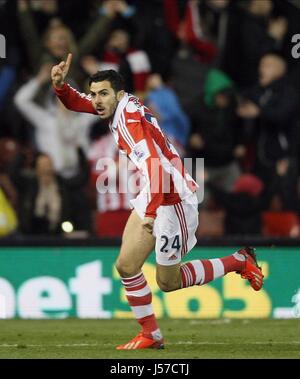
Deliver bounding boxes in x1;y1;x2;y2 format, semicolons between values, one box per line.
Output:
90;81;124;120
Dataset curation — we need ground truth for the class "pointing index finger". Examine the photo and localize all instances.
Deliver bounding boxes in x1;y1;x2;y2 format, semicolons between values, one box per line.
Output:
65;53;72;69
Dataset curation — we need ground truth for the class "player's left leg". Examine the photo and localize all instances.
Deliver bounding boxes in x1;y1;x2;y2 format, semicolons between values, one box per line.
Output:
115;210;164;350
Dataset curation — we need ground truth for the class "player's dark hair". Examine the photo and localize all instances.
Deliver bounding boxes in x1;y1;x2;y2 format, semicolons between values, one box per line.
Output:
89;70;125;93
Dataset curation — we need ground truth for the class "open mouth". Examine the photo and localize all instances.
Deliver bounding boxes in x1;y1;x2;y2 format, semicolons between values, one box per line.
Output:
96;107;106;116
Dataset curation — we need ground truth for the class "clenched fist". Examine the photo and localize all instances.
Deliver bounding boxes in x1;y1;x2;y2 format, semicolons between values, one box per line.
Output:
51;53;72;88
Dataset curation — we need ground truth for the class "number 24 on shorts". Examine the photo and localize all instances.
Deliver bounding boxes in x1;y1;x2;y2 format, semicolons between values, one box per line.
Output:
160;235;181;253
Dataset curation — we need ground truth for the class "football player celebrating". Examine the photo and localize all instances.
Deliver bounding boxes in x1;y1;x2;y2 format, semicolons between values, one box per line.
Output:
51;54;264;350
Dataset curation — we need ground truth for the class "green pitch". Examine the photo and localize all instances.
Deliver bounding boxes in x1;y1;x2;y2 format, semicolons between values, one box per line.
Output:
0;319;299;359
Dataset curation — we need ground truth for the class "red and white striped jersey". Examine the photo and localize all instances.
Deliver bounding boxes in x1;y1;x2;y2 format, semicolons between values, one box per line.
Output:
54;83;198;218
88;133;139;212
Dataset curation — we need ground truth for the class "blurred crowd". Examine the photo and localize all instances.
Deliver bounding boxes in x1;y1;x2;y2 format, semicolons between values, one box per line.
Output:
0;0;300;239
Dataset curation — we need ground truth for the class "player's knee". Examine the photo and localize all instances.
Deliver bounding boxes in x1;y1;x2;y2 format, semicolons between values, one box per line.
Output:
115;258;138;278
156;278;179;292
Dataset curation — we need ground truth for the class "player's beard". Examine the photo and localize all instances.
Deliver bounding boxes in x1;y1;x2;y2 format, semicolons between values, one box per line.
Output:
105;99;119;122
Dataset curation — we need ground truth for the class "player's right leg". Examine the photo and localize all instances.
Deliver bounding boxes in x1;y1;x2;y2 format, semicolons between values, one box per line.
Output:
115;210;164;350
176;197;263;291
156;246;264;293
154;198;264;292
234;247;264;291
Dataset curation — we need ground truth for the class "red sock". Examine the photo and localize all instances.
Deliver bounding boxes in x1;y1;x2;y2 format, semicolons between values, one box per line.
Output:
121;272;162;341
180;251;246;287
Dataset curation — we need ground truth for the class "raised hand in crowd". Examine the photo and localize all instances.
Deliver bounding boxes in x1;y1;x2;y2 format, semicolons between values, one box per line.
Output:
36;63;53;85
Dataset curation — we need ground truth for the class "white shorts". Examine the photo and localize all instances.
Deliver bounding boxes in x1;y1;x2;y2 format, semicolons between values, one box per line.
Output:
130;194;199;266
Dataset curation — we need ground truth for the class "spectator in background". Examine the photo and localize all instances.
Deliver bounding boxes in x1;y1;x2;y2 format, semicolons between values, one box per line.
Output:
168;0;219;126
10;153;69;235
0;138;19;237
170;43;210;125
14;63;97;179
81;28;151;96
0;51;18;114
209;173;266;235
22;0;94;39
265;0;300;72
198;0;242;79
10;150;91;235
199;0;231;50
0;138;20;208
133;0;177;78
267;158;299;213
0;0;18;96
17;0;122;89
190;69;243;206
165;0;218;64
134;0;217;79
0;184;18;238
235;0;288;88
144;73;191;157
13;63;95;233
237;53;299;211
0;0;21;139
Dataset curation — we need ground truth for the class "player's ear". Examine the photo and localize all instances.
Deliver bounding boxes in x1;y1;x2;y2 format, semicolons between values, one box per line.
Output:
117;90;125;101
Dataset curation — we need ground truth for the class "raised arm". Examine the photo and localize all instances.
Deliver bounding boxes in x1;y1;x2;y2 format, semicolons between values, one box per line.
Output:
51;53;97;114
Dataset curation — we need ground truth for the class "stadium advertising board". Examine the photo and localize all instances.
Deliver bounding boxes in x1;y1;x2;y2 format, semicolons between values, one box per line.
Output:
0;247;299;319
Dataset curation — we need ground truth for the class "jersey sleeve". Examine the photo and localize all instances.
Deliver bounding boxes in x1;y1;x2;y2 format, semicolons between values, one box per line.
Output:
54;83;97;114
118;111;164;219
